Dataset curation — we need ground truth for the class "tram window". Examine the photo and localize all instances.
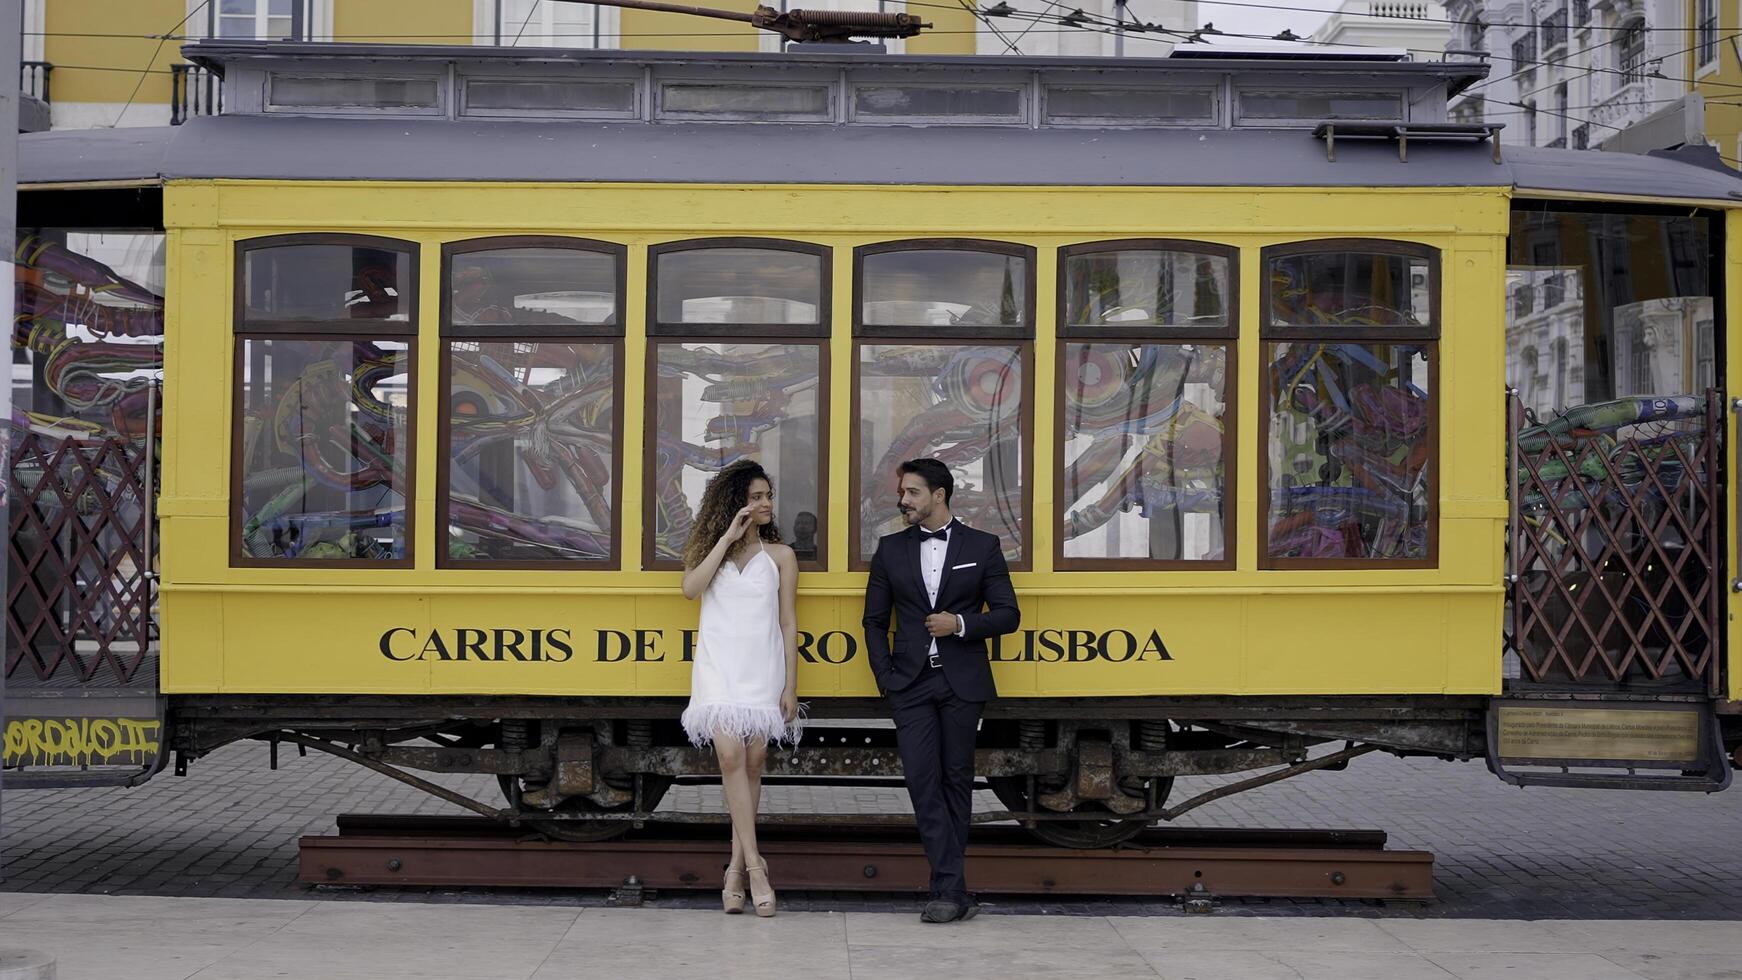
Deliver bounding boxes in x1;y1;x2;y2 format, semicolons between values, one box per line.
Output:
1267;249;1431;328
1057;241;1235;568
233;338;414;564
1506;209;1713;416
242;241;413;325
446;245;621;329
1260;241;1438;567
852;241;1033;568
1062;244;1233;334
1237;90;1402;125
854;344;1028;567
464;79;637;117
439;239;624;568
233;236;418;566
857;241;1035;337
646;342;826;569
268;75;441;111
650;241;828;334
1044;86;1219;127
444;341;619;565
658;82;834;121
851;85;1026;124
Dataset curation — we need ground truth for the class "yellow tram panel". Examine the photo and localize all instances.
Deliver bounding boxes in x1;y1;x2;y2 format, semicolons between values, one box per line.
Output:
158;179;1514;698
1730;210;1742;705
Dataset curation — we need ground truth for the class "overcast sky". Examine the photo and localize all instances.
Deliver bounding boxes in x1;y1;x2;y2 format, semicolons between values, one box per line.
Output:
1165;0;1337;41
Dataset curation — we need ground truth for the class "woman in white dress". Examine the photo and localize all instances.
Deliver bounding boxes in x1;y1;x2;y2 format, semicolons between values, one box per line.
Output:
679;459;802;917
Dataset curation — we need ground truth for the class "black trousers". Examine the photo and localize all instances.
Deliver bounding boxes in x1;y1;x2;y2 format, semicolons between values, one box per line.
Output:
889;666;985;901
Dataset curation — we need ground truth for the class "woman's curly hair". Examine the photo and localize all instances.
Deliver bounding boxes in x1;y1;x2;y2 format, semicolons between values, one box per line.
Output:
683;458;783;570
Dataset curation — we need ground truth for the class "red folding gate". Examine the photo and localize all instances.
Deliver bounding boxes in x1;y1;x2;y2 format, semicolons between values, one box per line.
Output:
1506;391;1722;694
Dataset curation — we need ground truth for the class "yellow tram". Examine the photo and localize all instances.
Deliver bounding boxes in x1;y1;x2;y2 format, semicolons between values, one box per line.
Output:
7;40;1739;846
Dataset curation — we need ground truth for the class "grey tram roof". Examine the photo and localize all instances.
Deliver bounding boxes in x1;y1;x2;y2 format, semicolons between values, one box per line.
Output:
21;43;1742;205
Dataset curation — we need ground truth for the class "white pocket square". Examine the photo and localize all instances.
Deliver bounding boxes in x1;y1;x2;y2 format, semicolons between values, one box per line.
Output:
952;562;977;570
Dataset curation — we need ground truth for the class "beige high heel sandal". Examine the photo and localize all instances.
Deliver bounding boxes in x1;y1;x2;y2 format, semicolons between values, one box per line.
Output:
722;867;746;914
745;863;776;917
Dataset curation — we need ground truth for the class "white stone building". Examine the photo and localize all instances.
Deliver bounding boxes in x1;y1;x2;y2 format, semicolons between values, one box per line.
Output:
1444;0;1698;151
1315;1;1453;60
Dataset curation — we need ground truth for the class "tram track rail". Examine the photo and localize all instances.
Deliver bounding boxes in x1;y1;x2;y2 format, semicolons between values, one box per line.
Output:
299;814;1435;902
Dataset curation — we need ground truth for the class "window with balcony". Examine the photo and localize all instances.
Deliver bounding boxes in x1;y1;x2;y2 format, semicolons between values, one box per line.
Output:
1619;21;1646;87
1512;34;1536;72
483;0;615;48
1540;10;1567;54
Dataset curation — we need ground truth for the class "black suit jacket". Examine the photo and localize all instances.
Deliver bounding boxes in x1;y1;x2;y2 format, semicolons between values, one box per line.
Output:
862;521;1021;702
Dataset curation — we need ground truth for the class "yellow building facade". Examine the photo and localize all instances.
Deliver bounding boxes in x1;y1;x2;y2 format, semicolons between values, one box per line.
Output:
34;0;979;129
1689;1;1742;163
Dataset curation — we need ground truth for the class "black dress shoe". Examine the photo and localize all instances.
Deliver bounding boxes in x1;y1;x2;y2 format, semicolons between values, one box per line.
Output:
919;900;960;923
919;897;979;923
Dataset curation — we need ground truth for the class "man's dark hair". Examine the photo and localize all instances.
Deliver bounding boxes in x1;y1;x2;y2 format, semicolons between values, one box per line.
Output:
898;458;953;505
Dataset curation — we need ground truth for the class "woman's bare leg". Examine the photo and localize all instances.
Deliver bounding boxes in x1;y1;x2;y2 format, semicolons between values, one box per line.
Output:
745;738;768;821
715;733;761;872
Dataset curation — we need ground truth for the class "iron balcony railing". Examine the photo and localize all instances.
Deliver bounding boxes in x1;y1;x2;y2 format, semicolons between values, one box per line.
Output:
21;60;51;103
1512;34;1536;70
170;63;221;125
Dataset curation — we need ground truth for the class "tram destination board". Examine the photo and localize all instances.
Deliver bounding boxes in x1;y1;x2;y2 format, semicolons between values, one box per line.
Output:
1495;702;1706;766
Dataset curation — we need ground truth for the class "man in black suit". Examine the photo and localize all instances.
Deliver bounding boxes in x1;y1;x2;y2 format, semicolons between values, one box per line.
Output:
862;458;1021;923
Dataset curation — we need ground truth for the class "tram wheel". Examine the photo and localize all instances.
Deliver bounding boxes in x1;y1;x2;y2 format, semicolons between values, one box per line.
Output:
497;774;673;842
988;775;1158;848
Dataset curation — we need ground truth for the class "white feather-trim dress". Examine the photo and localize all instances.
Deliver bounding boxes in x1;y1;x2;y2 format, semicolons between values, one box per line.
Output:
681;541;804;747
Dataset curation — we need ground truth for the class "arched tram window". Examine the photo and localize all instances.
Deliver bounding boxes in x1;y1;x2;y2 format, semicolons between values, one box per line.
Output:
232;235;417;566
1056;240;1236;569
644;239;830;570
1258;240;1438;568
852;239;1035;570
438;237;626;568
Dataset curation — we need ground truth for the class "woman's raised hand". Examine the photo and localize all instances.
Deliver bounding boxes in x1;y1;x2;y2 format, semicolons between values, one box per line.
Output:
727;506;756;544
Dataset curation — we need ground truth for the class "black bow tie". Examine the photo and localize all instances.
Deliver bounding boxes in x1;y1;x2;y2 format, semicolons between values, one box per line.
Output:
919;526;950;542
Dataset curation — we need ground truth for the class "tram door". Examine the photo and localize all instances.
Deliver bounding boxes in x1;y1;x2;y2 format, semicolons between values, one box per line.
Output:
1496;200;1731;789
3;191;166;787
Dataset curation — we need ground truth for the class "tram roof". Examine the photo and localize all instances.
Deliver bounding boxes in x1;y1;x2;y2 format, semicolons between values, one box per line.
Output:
23;113;1742;206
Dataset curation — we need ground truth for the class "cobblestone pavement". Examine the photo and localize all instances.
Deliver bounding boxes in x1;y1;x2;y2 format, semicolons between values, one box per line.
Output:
2;740;1739;919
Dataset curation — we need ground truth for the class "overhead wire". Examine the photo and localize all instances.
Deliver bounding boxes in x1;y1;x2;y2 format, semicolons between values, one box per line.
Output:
114;0;211;127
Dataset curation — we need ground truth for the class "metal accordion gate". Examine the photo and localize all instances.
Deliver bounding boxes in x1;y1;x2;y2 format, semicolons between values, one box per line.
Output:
1496;390;1729;789
4;415;162;786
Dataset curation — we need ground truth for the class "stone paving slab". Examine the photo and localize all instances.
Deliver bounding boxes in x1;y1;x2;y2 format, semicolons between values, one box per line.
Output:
5;898;1742;980
3;741;1741;918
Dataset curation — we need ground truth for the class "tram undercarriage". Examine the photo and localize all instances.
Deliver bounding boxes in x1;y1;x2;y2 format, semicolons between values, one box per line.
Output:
169;694;1503;848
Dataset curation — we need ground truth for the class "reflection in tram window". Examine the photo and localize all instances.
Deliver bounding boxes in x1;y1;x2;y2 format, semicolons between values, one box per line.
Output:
860;249;1027;327
13;231;165;441
449;248;617;326
1063;249;1229;329
654;247;823;326
1268;249;1430;327
1506;211;1713;416
856;344;1025;563
649;342;823;565
1266;342;1432;561
235;339;412;561
243;242;411;322
1060;343;1228;561
445;342;616;563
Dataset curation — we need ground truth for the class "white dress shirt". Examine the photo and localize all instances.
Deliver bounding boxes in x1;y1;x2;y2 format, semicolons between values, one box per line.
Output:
920;520;967;660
